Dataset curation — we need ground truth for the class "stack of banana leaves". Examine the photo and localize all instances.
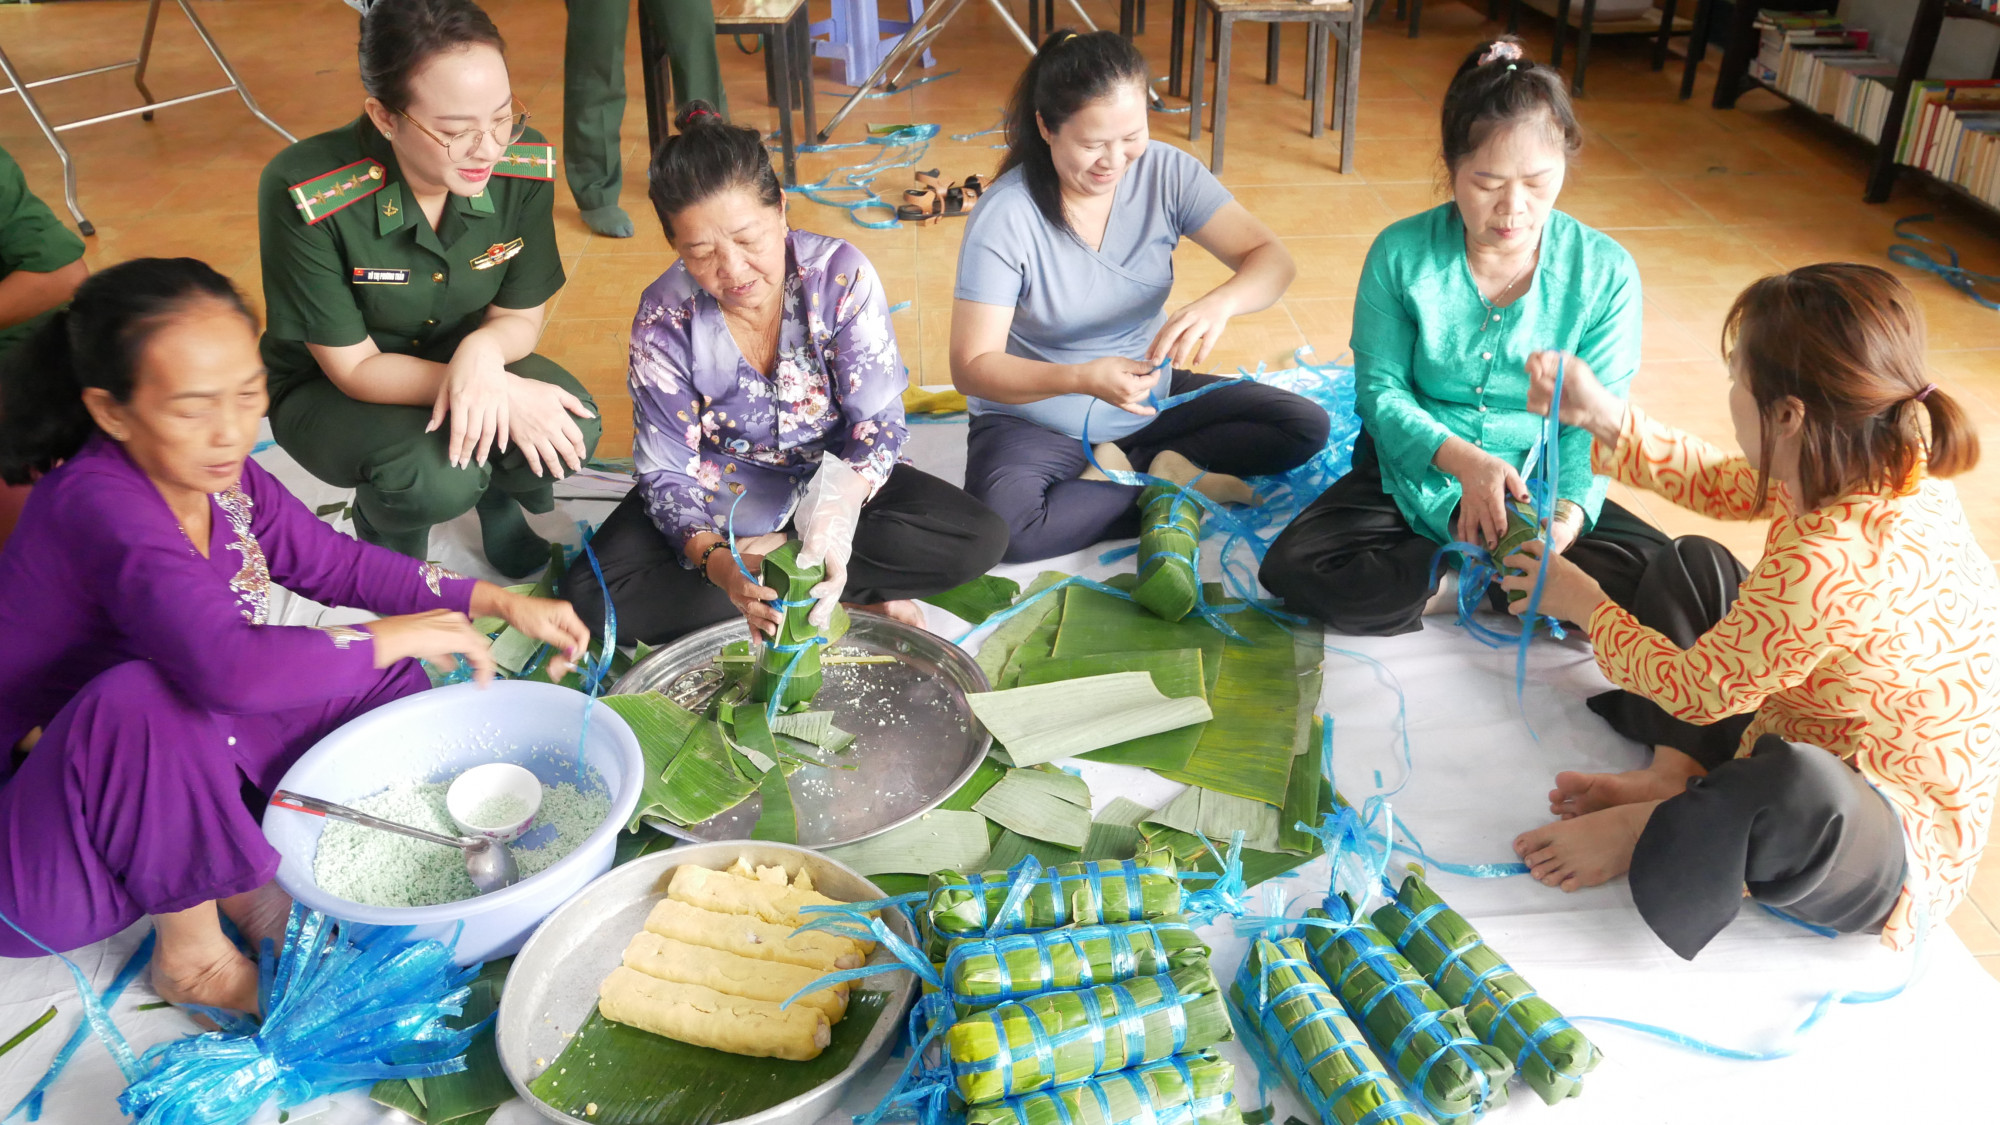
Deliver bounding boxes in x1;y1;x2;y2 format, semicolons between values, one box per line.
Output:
853;856;1241;1125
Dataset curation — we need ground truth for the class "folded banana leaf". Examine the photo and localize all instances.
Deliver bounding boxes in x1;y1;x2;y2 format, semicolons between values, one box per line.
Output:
1229;938;1424;1125
1302;902;1513;1124
1144;786;1283;854
944;965;1231;1104
526;991;889;1124
978;571;1072;688
1015;649;1208;771
1371;871;1601;1105
1082;797;1156;861
1492;498;1543;602
982;829;1081;873
823;809;993;877
972;675;1211;769
751;541;851;710
924;574;1022;626
961;1050;1236;1125
1133;484;1203;622
600;694;702;831
922;850;1183;958
939;916;1210;1012
973;767;1092;849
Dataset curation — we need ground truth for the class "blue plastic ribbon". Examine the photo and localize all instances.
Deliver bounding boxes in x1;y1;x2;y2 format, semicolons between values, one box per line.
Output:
1889;214;2000;311
791;123;943;229
0;919;152;1123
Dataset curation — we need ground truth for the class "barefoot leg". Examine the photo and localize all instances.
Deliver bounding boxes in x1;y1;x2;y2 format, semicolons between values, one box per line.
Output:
844;599;929;631
1512;801;1661;892
1149;450;1261;507
219;880;293;955
1549;746;1707;818
151;902;260;1014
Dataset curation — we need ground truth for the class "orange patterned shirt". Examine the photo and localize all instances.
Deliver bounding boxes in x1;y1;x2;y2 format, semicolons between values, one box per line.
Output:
1586;407;2000;948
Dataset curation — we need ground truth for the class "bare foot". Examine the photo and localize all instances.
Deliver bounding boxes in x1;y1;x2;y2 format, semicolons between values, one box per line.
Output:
150;901;262;1015
1512;801;1659;892
1149;450;1261;507
845;599;928;631
1549;746;1705;819
220;881;293;956
1079;443;1133;483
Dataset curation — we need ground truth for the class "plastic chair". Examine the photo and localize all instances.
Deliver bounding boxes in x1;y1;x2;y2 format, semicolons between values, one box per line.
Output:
812;0;936;88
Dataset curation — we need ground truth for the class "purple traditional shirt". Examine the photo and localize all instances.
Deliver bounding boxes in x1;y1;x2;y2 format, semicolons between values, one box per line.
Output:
0;435;477;768
628;229;909;556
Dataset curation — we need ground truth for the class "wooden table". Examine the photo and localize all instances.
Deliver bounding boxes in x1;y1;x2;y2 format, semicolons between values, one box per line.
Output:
641;0;817;186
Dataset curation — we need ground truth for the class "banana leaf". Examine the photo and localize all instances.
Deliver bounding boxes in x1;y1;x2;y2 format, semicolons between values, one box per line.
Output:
1015;649;1208;771
962;1050;1237;1125
751;541;851;710
1372;871;1601;1105
612;828;678;867
651;718;761;827
1276;720;1325;857
940;917;1209;1011
1053;584;1226;696
750;767;797;843
0;1006;53;1061
1303;903;1512;1124
1492;498;1543;602
1144;786;1282;854
1132;484;1203;622
977;571;1071;687
1229;938;1424;1125
823;809;993;877
485;544;564;671
600;695;702;831
526;991;890;1124
999;610;1064;691
973;767;1091;850
1082;797;1155;861
372;958;515;1124
943;965;1231;1104
924;575;1022;626
981;829;1080;873
973;675;1210;769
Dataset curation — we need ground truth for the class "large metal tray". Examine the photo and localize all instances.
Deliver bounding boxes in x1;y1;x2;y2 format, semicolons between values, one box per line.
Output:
609;615;990;849
496;842;917;1125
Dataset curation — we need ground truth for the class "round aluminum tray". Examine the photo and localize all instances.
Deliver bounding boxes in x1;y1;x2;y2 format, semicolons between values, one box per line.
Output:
609;615;990;849
497;841;917;1125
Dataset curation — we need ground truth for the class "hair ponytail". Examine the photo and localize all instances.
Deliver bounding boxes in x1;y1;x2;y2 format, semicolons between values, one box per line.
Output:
1914;383;1979;480
647;99;782;241
998;29;1150;234
0;257;253;485
1440;36;1583;176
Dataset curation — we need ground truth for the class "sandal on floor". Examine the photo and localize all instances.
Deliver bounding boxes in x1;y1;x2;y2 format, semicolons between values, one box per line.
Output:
915;168;945;193
940;182;976;218
896;186;942;225
962;174;985;205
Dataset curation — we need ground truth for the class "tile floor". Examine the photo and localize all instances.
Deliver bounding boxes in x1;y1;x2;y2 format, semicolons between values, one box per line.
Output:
4;0;1998;969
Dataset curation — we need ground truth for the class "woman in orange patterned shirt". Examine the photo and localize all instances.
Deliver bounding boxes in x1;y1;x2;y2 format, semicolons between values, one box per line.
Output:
1499;263;1998;959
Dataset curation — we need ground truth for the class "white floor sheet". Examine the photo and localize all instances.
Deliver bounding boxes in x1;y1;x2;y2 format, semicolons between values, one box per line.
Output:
4;419;1994;1124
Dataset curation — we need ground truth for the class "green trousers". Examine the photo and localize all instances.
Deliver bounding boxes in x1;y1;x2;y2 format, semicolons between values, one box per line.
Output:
270;353;603;545
564;0;727;212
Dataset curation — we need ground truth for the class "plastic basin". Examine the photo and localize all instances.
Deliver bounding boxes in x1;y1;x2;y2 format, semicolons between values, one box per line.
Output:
264;681;643;965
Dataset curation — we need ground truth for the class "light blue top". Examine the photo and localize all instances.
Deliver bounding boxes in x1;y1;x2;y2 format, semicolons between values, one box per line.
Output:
1352;203;1642;544
953;142;1234;441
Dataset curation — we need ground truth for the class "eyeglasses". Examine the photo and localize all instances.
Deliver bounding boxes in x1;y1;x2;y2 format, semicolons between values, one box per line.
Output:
396;99;531;162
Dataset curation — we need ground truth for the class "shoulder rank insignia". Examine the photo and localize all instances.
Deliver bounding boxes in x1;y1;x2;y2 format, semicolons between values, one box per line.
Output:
289;159;386;224
494;142;556;181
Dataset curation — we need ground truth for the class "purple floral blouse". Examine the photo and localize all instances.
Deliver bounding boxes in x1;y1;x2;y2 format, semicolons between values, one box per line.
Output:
628;229;909;557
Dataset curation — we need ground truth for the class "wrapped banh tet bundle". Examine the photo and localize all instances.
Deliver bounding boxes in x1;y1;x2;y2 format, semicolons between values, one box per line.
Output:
923;851;1184;957
943;965;1231;1105
939;916;1209;1013
1132;484;1202;622
1371;871;1601;1104
751;541;850;711
962;1050;1238;1125
1302;900;1513;1123
1228;938;1424;1125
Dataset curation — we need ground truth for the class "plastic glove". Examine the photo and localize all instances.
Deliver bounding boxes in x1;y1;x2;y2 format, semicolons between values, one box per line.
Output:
794;457;871;629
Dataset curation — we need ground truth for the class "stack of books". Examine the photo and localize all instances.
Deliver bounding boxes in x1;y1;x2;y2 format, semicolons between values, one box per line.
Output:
1896;80;2000;206
1749;14;1897;141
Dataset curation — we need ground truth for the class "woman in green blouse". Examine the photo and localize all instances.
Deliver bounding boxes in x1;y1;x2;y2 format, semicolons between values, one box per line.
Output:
1262;38;1667;636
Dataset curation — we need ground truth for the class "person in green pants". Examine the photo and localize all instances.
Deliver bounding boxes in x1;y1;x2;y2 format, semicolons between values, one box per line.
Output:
257;0;598;577
0;141;89;544
565;0;728;237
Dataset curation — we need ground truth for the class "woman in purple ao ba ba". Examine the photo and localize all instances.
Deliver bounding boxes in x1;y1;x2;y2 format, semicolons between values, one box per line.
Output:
0;259;590;1014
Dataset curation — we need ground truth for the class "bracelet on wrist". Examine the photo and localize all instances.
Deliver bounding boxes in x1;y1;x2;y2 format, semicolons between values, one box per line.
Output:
696;541;730;585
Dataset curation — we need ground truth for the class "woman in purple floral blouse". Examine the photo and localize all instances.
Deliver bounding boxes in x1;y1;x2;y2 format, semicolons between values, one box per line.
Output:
563;103;1006;645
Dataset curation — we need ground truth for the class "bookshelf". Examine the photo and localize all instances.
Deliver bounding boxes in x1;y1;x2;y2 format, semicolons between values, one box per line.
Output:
1716;1;2000;207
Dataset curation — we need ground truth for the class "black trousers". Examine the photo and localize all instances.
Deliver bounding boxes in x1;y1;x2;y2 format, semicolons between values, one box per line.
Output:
1258;430;1671;635
562;464;1009;646
1633;735;1908;960
964;370;1330;564
1585;535;1755;771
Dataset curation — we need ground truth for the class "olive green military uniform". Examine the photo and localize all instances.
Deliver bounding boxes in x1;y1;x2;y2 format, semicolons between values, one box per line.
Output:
564;0;727;214
256;118;599;561
0;142;87;358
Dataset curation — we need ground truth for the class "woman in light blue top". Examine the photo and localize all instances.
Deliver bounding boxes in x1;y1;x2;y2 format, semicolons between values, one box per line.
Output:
951;29;1328;563
1261;37;1669;636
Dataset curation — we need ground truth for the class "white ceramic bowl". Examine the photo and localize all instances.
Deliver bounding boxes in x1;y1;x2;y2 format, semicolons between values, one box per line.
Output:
448;761;545;843
265;681;643;965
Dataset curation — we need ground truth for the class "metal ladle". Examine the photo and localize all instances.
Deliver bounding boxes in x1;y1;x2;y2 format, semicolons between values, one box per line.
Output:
271;789;520;895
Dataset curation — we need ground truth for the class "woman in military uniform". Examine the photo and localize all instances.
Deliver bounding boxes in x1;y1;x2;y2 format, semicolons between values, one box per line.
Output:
257;0;599;577
0;140;89;545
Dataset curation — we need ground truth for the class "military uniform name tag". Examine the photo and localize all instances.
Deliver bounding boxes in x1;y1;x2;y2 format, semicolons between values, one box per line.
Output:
351;267;411;285
470;238;525;270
